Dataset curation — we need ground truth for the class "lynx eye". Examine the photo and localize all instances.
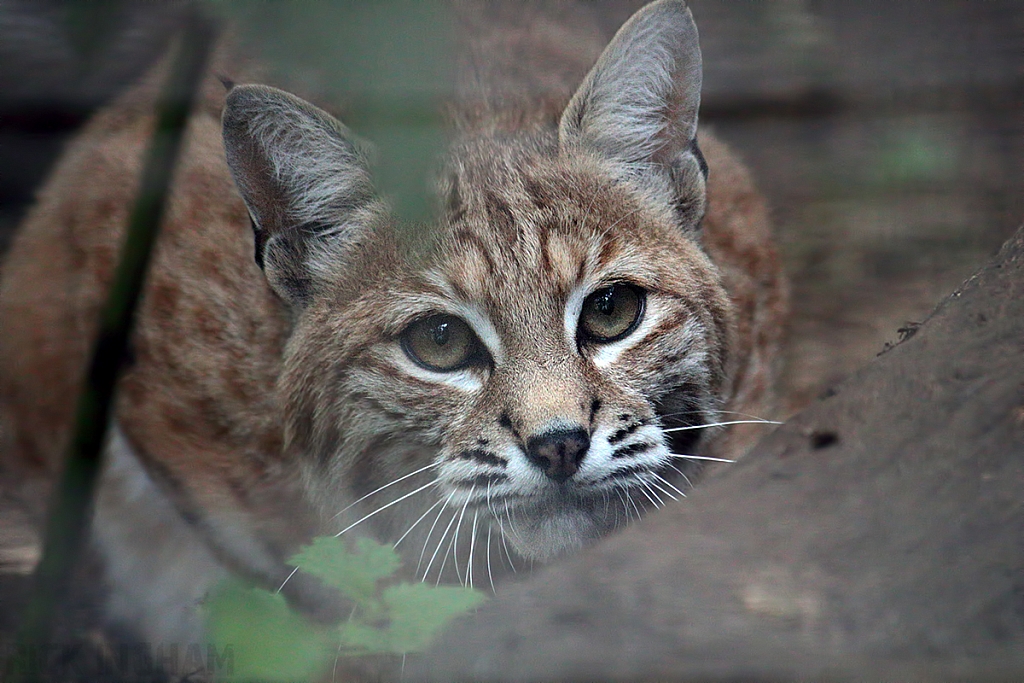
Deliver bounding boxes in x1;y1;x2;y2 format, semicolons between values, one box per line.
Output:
578;283;645;344
400;314;481;372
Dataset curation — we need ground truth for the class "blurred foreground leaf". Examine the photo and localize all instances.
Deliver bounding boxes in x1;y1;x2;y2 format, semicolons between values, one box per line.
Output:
382;583;488;653
207;582;332;682
207;537;486;680
293;536;400;611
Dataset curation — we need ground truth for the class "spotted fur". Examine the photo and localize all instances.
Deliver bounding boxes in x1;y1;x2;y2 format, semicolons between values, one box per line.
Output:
0;0;786;654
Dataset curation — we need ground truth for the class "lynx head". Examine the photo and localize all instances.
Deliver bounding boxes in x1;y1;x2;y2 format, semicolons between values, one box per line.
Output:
222;0;734;564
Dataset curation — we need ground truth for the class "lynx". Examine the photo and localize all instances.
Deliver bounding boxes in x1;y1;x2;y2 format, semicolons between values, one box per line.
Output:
0;0;785;654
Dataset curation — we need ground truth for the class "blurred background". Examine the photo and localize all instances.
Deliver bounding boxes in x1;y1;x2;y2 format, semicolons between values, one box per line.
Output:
0;0;1019;413
602;0;1021;412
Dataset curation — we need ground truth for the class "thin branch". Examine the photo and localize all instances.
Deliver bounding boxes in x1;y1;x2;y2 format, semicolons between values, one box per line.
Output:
5;11;217;683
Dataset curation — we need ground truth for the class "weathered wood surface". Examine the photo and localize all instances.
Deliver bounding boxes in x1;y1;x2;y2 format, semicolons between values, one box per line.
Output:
411;227;1024;681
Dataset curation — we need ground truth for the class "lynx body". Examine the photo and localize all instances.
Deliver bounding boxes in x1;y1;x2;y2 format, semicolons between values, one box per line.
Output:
0;0;786;650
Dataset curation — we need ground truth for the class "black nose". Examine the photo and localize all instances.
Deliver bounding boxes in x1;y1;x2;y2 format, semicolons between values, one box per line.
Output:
525;428;590;482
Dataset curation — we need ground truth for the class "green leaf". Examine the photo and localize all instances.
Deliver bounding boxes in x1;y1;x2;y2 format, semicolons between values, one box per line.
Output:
291;536;399;608
205;536;488;676
337;621;393;654
381;583;487;653
205;579;332;682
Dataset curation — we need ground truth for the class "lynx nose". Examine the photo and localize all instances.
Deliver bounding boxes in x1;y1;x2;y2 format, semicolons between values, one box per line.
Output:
525;427;590;482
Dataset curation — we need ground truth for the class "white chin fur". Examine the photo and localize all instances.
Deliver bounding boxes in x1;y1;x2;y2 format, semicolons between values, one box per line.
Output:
503;506;600;562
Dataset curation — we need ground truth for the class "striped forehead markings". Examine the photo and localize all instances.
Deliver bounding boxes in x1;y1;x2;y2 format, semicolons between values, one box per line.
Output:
538;224;552;274
484;189;517;237
453;229;496;277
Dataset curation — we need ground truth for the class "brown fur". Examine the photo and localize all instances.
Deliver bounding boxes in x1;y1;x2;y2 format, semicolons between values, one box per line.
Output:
0;0;786;658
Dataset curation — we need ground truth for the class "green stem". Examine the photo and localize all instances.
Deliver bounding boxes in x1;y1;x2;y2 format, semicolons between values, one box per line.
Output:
4;11;217;683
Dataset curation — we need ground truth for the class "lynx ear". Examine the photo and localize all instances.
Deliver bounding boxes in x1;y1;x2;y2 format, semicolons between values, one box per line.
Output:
222;85;378;306
559;0;707;228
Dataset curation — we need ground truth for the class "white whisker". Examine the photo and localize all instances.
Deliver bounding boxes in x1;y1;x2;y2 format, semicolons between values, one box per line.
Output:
436;518;460;586
422;508;459;582
613;489;625;527
626;490;643;519
334;479;438;536
647;479;666;505
394;496;445;549
668;453;735;463
331;639;345;683
636;480;663;509
615;488;632;521
486;524;496;593
653;472;687;499
666;462;694;489
330;461;440;520
497;511;517;573
448;489;474;586
648;476;680;502
417;491;455;576
718;410;784;421
659;408;778;421
434;524;458;589
662;419;781;433
485;480;500;525
275;565;300;594
468;510;479;590
503;498;524;544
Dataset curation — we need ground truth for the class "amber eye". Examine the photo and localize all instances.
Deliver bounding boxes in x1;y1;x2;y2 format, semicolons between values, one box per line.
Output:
578;283;645;344
400;314;481;372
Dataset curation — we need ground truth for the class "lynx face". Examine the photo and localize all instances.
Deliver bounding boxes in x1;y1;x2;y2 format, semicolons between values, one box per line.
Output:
223;0;733;564
291;149;730;562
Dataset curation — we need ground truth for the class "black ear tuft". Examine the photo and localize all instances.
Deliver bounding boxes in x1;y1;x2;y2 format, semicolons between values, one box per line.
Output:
249;214;265;269
689;138;709;181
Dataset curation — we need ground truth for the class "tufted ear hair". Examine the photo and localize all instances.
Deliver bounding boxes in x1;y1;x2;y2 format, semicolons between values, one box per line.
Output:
222;84;379;306
559;0;707;230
